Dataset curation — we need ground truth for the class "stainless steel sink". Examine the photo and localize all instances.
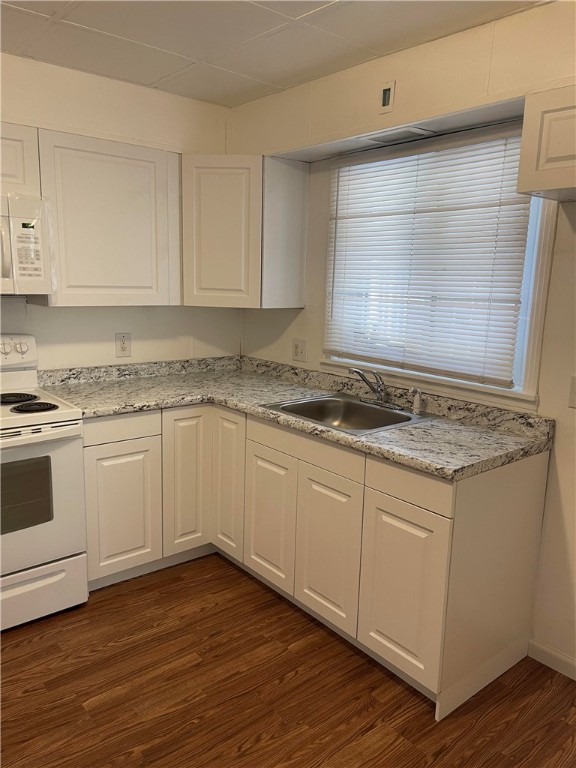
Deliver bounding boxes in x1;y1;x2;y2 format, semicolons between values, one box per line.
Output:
262;394;430;435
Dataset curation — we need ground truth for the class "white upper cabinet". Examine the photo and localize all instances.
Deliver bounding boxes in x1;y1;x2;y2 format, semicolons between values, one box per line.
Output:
38;130;180;306
1;123;41;198
517;85;576;201
182;155;308;309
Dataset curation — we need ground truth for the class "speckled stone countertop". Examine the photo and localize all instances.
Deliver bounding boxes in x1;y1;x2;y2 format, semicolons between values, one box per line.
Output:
43;363;553;482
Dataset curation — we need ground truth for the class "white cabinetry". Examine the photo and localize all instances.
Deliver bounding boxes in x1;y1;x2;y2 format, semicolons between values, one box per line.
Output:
182;155;308;308
84;412;162;581
357;488;451;691
163;405;246;561
245;418;365;622
244;416;548;719
0;122;41;197
162;406;212;556
295;462;363;635
362;452;549;719
211;406;246;561
38;130;180;305
244;440;298;593
518;85;576;201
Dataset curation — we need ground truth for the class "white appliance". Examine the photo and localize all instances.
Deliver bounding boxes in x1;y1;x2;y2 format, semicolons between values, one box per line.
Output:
0;334;87;630
1;196;51;295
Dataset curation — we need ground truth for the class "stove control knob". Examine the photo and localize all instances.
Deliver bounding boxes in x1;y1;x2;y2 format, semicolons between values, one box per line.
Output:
0;341;12;357
14;341;29;356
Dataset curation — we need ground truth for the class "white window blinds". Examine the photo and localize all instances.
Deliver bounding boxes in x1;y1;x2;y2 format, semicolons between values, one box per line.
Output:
324;134;536;388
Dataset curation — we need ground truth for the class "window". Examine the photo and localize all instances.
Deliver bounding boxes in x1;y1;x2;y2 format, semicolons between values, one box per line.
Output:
324;127;553;400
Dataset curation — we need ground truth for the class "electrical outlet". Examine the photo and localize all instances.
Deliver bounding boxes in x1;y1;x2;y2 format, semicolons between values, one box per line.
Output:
292;338;308;362
115;332;131;358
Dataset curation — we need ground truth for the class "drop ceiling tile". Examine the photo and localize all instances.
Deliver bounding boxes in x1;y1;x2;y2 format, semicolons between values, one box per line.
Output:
157;62;281;107
252;1;336;20
4;1;73;18
0;5;52;53
206;23;375;87
62;1;287;60
19;20;194;86
303;0;540;55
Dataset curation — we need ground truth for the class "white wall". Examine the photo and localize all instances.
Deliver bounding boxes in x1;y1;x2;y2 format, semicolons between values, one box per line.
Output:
0;53;227;153
0;53;241;368
1;300;241;370
229;1;576;156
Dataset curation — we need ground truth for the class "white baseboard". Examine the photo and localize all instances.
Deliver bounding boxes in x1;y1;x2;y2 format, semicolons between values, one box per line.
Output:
529;641;576;680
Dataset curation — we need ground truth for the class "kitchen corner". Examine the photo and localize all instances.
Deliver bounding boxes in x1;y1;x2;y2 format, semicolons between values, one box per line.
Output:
41;355;553;482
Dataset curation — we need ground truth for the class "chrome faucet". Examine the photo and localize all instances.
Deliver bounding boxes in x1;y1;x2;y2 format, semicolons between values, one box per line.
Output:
349;368;386;402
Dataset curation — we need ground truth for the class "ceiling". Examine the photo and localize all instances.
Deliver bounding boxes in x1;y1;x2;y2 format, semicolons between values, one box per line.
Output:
1;1;545;108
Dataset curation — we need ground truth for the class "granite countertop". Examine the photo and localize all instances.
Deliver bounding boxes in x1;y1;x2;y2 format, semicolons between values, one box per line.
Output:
45;369;552;482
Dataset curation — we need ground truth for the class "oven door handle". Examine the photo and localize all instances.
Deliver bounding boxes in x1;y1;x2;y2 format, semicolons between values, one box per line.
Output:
1;421;83;449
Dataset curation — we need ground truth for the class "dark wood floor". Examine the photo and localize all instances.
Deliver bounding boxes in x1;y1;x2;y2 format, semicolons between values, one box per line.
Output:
2;555;575;768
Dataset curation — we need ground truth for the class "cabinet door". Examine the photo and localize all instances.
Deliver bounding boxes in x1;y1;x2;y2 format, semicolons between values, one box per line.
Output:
261;157;308;309
357;489;452;692
517;85;576;200
295;462;363;636
1;122;40;197
212;406;246;562
162;407;212;556
182;155;262;308
84;436;162;581
39;130;179;305
244;440;297;594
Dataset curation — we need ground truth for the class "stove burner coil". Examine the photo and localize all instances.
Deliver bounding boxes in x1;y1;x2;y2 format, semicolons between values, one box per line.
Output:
1;393;39;405
10;401;59;414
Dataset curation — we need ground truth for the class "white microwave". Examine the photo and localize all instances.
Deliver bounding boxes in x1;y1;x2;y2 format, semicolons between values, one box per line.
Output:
1;195;51;295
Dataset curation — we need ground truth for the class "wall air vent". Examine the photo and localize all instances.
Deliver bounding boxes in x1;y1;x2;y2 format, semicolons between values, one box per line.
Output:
366;127;435;146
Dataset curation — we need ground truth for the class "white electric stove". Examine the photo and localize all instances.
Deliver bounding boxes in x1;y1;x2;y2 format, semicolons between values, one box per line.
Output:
0;334;88;630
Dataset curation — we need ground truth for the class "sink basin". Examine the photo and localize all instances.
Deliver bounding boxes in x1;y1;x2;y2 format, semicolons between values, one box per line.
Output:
262;394;429;435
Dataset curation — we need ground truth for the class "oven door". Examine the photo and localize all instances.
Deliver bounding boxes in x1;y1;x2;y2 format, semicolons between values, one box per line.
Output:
0;434;86;576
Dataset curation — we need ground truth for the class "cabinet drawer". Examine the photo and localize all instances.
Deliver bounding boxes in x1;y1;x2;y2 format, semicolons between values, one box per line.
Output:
84;410;161;446
247;416;365;483
365;457;454;518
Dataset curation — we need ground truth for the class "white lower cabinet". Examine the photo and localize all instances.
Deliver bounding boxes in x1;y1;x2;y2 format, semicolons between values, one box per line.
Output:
295;462;363;636
244;441;298;593
244;417;549;720
162;406;213;556
162;405;246;561
211;406;246;561
244;420;365;627
83;408;549;720
357;488;452;691
84;412;163;581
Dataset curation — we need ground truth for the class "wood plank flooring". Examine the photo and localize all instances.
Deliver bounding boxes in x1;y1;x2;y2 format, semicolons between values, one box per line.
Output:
2;554;575;768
